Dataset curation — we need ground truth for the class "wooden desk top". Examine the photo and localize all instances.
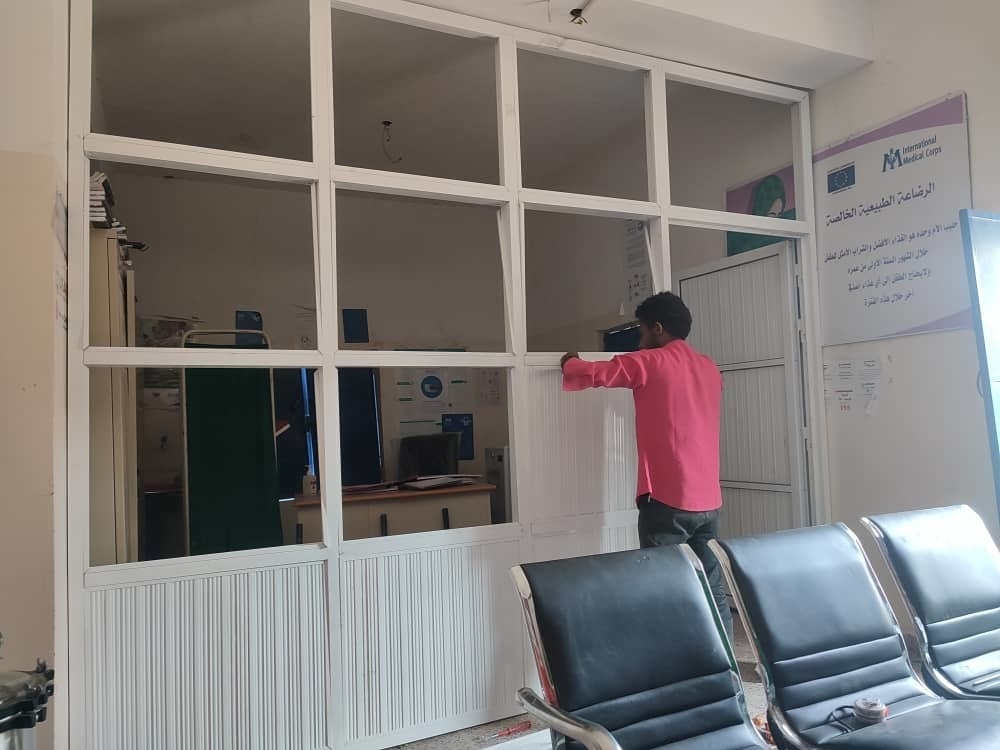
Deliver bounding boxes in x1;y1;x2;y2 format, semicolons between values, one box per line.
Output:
293;483;496;508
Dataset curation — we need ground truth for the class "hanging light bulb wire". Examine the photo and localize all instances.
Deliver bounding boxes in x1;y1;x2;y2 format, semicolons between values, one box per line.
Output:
382;120;403;164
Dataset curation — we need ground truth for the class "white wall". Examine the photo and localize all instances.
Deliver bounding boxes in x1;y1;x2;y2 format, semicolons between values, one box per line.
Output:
110;168;317;349
335;192;506;351
525;208;635;353
811;0;1000;551
666;81;795;271
333;28;499;185
0;1;67;748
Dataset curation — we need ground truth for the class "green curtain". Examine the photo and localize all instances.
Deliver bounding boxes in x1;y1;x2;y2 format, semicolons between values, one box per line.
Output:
185;354;282;555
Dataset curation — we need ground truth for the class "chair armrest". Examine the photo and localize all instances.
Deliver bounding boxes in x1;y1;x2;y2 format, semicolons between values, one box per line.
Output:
516;688;623;750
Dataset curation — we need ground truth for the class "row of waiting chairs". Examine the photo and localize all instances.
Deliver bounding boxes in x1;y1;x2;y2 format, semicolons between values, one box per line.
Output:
510;505;1000;749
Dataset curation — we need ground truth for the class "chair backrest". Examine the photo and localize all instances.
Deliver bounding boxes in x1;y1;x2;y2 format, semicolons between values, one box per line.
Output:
863;505;1000;695
715;524;937;745
513;546;760;750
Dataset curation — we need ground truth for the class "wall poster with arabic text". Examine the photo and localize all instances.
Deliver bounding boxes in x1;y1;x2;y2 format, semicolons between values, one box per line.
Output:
815;93;972;346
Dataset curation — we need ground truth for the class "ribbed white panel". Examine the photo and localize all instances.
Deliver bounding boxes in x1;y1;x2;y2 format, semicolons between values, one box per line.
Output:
602;523;640;553
720;366;789;485
87;562;329;750
720;488;796;538
522;367;637;520
535;522;639;562
681;253;785;366
341;538;524;744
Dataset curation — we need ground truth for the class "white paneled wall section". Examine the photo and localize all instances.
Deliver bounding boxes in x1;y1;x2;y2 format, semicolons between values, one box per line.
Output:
65;1;821;749
720;367;791;485
719;488;797;538
86;561;329;750
521;368;637;521
340;534;523;746
677;245;807;537
683;254;786;366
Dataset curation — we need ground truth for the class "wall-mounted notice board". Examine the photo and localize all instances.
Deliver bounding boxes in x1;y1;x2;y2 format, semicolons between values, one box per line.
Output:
815;93;972;346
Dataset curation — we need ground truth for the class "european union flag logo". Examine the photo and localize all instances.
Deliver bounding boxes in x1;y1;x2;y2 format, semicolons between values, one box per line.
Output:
827;163;856;194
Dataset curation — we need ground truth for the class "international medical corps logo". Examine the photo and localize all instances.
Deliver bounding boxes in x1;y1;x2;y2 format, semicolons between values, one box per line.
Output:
882;148;904;171
881;134;942;172
827;132;944;193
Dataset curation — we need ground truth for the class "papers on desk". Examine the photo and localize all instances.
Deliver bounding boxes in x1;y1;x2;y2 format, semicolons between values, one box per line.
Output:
400;475;480;491
341;475;482;494
342;480;400;495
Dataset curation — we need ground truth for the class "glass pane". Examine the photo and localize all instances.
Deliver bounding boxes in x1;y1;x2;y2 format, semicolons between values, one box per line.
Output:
526;211;651;352
89;366;320;566
666;80;795;218
336;367;511;541
519;50;648;200
332;9;499;184
336;191;506;352
669;224;788;275
92;0;312;160
90;164;317;350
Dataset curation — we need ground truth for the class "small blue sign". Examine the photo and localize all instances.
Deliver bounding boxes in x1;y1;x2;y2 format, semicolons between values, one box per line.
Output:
442;413;474;461
420;375;444;400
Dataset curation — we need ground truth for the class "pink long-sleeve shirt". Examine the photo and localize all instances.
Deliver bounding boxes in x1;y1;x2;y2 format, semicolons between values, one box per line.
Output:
562;340;723;512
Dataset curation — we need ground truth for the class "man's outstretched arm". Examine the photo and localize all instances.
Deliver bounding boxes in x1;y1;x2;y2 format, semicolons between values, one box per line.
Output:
561;352;647;391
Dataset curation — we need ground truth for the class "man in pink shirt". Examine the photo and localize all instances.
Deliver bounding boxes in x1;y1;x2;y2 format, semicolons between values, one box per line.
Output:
561;292;731;637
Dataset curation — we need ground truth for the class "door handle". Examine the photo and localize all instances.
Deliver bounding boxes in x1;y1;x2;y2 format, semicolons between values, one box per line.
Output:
379;513;388;536
442;507;451;530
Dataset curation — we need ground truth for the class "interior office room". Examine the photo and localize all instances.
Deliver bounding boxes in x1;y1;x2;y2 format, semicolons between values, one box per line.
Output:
5;0;1000;748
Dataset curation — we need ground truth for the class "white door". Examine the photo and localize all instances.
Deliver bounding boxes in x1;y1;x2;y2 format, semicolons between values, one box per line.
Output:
676;242;809;537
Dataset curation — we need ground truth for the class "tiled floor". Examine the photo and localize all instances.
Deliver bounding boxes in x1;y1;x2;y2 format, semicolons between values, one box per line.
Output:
393;715;539;750
397;616;769;750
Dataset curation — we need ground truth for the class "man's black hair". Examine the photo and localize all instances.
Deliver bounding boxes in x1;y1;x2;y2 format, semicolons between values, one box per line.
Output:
635;292;692;340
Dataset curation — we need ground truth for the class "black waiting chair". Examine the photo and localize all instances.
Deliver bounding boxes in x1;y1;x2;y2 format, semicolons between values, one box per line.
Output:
712;524;1000;749
862;504;1000;701
511;545;768;750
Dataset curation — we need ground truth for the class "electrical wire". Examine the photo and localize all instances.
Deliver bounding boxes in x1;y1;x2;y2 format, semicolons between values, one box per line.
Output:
827;706;856;733
381;120;403;164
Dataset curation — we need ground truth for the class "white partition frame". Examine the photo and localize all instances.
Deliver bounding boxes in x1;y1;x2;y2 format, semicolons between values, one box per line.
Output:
64;0;829;748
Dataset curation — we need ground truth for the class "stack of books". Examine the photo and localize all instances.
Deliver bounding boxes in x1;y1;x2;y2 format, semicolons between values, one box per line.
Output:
89;172;126;236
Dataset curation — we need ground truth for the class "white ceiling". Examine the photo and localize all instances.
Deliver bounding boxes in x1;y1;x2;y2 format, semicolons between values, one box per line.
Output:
94;1;651;180
411;0;875;89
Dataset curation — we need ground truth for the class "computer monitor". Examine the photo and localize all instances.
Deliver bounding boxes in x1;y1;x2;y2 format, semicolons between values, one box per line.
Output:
398;433;459;479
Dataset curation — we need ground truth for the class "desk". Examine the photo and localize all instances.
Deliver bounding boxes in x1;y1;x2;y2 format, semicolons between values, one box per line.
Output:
293;483;495;541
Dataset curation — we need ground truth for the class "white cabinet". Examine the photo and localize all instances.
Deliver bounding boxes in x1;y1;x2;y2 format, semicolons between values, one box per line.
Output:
294;485;493;542
89;229;138;565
